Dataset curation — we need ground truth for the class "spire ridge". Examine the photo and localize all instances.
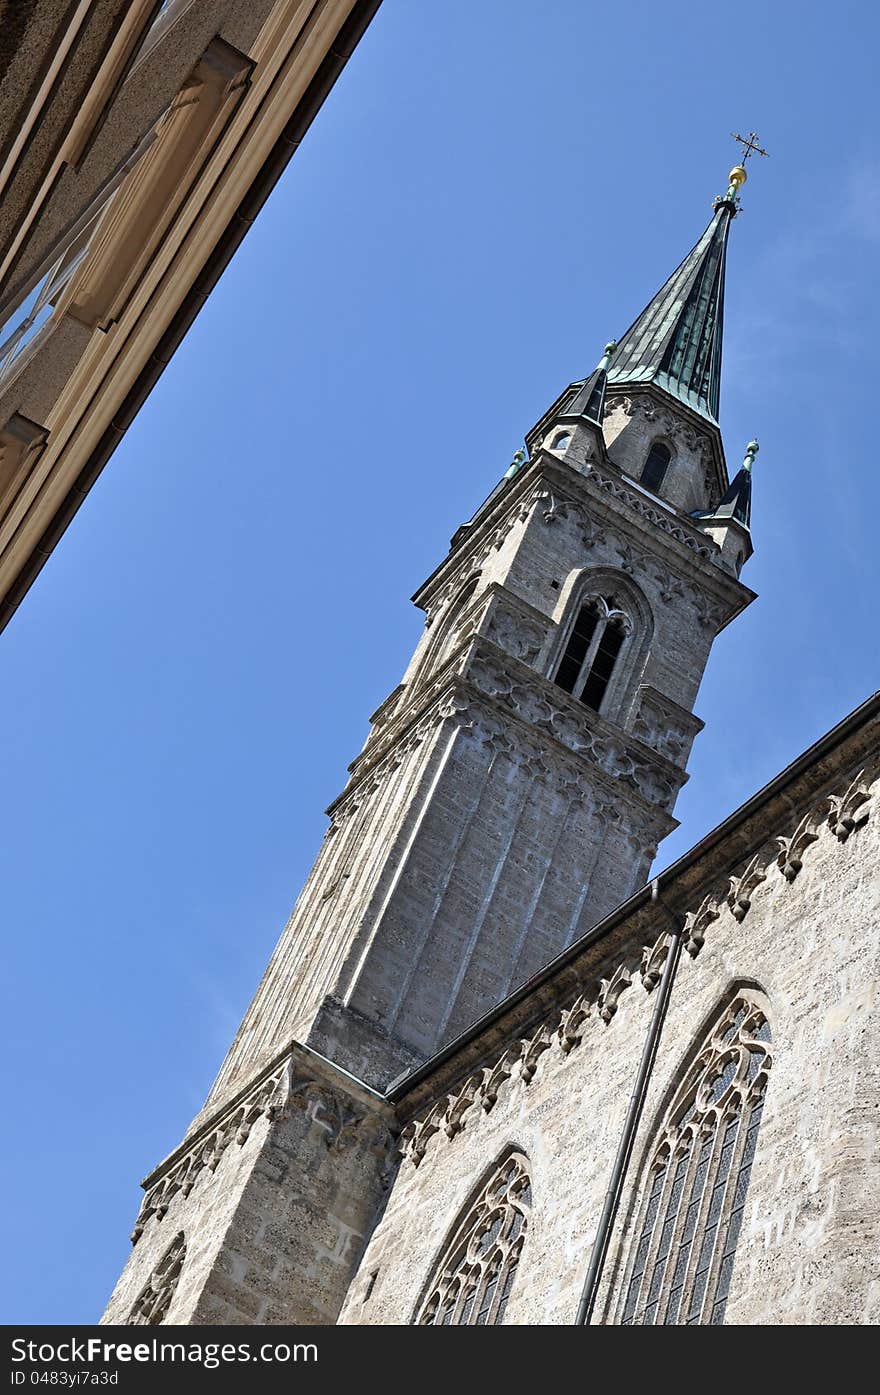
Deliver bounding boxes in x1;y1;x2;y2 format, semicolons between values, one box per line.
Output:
607;139;767;422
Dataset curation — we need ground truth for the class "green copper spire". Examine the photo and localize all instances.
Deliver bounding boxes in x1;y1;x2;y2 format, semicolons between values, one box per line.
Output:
605;153;758;422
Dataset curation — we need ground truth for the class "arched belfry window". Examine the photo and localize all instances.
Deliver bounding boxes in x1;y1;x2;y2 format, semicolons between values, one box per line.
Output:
416;1152;531;1325
617;992;771;1326
129;1232;186;1325
554;595;631;714
641;442;671;493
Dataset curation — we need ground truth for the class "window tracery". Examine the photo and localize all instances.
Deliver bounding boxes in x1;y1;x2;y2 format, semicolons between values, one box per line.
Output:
416;1153;531;1326
618;993;771;1326
554;594;632;713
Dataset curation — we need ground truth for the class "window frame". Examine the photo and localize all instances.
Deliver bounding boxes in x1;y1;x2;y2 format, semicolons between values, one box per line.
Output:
640;440;673;495
414;1150;531;1326
549;570;653;724
614;989;772;1326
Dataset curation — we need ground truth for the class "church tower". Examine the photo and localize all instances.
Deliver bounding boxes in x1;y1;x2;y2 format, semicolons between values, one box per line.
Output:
103;161;762;1326
202;162;756;1103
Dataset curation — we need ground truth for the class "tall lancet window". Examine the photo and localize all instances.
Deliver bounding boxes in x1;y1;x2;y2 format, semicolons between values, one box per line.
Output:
554;596;631;714
129;1232;186;1325
416;1153;531;1325
618;992;771;1326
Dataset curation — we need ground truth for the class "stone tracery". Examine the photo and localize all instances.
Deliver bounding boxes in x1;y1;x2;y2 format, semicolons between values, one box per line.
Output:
617;993;771;1325
416;1153;531;1325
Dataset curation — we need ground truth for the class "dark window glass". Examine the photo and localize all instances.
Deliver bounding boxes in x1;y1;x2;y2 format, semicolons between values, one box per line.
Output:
641;443;671;493
580;619;625;711
554;604;598;694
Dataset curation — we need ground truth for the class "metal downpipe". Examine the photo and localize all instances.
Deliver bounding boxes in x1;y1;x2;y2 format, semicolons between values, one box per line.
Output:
574;879;684;1324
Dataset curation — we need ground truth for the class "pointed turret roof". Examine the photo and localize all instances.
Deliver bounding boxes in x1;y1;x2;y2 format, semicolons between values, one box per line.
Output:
607;179;742;422
694;439;759;529
560;341;617;427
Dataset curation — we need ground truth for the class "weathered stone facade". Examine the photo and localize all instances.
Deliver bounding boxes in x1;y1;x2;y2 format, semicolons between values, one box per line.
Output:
339;706;880;1324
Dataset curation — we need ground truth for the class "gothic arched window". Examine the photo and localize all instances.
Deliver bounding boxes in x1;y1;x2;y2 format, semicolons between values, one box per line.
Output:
618;992;771;1326
640;442;671;493
416;1152;531;1325
129;1232;186;1325
552;431;572;451
554;596;631;713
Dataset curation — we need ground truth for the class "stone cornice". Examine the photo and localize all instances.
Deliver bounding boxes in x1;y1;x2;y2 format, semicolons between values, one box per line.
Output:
412;454;754;633
329;636;684;834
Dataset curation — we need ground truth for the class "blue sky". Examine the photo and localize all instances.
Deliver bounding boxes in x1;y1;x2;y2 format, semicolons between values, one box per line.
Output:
2;0;879;1324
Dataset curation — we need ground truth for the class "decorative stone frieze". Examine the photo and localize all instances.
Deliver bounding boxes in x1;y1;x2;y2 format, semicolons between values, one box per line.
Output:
465;645;681;816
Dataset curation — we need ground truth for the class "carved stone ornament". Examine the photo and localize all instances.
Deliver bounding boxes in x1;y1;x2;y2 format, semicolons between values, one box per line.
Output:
131;1055;395;1243
727;852;769;923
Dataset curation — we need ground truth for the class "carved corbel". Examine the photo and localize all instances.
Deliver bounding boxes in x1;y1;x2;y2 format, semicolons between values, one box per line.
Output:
827;770;872;842
727;852;769;923
478;1042;523;1110
518;1020;554;1083
776;806;826;882
556;992;592;1053
443;1079;479;1140
598;963;632;1022
641;931;672;991
683;894;722;958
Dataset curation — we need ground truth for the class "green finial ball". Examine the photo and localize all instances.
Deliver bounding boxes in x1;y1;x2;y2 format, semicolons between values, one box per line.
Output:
743;439;759;470
604;340;617;357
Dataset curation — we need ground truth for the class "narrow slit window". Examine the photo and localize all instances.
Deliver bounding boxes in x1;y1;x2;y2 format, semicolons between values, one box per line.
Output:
641;443;671;493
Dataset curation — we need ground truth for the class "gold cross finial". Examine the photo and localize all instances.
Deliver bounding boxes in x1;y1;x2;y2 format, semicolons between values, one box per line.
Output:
731;131;769;163
721;132;769;203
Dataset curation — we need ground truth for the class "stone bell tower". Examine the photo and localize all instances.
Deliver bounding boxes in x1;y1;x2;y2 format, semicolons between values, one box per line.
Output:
103;163;761;1326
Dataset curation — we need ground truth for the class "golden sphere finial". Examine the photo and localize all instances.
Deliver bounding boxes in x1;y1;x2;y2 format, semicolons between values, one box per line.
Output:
728;164;748;189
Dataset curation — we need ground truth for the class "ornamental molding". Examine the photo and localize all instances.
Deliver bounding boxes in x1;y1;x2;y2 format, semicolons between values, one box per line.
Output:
632;685;704;770
397;757;877;1173
131;1051;395;1245
415;454;747;629
465;643;683;817
333;635;685;832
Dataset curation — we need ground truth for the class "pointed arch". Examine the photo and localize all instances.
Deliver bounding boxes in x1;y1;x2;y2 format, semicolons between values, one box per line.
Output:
414;572;482;689
615;986;771;1325
414;1149;531;1325
550;567;654;723
129;1231;186;1325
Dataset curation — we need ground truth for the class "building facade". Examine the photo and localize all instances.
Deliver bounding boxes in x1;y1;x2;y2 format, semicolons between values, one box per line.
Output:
101;161;880;1325
0;0;381;633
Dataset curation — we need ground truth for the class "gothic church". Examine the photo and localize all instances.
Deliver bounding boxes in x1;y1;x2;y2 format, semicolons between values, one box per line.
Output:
102;157;880;1327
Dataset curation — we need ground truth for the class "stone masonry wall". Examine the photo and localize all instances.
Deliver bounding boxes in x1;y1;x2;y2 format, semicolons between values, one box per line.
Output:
103;1048;395;1326
340;749;880;1325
